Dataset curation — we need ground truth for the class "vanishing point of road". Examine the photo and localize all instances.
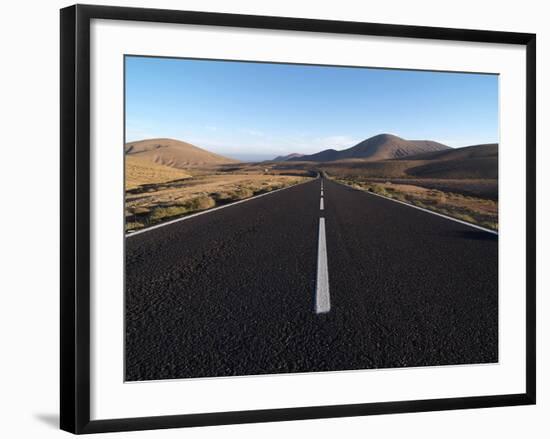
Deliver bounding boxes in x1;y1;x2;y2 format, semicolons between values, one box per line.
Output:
125;177;498;381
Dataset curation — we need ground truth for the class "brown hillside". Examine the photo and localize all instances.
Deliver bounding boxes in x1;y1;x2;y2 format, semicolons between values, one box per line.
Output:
125;155;190;190
125;138;238;168
273;153;305;161
338;133;450;161
404;143;498;179
400;143;497;162
318;143;498;180
292;133;450;162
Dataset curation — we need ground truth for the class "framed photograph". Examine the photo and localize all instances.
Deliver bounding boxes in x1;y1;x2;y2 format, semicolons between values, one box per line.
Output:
60;4;536;434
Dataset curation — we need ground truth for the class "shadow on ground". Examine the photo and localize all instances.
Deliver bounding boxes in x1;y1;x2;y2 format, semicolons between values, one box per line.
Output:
34;413;58;429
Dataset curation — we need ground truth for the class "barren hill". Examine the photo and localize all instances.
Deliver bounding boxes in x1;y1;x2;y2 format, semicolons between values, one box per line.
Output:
399;142;497;162
317;143;498;180
272;153;304;161
291;134;450;162
125;138;238;168
402;143;498;179
291;149;340;162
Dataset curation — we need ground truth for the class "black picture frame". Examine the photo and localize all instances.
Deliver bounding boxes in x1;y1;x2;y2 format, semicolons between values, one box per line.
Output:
60;4;536;434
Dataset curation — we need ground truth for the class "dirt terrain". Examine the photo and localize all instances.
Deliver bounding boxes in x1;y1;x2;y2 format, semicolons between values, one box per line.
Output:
126;173;311;231
124;136;498;231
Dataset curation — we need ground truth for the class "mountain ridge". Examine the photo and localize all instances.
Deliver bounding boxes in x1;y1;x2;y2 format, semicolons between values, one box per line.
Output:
273;153;305;162
289;133;450;162
313;142;498;182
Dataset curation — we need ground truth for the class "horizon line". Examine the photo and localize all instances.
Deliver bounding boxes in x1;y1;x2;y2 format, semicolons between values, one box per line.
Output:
124;132;499;157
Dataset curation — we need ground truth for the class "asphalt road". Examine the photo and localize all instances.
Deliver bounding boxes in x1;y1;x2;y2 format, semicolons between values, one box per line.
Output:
125;177;498;381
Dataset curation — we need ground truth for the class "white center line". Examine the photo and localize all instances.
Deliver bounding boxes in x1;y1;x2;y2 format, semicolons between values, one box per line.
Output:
315;218;330;314
320;197;324;210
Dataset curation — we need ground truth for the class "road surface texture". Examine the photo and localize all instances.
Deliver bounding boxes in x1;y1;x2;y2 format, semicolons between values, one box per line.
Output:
125;178;498;381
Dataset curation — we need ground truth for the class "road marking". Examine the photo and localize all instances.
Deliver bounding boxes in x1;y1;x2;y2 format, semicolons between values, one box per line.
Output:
126;179;312;238
315;218;330;314
321;189;324;196
339;182;498;236
320;197;324;210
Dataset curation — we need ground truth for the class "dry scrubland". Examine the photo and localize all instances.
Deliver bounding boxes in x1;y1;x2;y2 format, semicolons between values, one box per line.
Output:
353;177;498;201
124;138;312;232
125;156;191;190
298;141;498;231
335;177;498;231
126;172;310;232
124;137;498;232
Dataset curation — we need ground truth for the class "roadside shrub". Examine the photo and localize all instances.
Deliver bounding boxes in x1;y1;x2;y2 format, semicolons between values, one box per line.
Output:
233;188;254;198
130;206;151;215
391;192;407;202
149;196;215;222
187;195;216;210
125;221;145;231
433;191;446;205
149;205;188;221
453;213;476;224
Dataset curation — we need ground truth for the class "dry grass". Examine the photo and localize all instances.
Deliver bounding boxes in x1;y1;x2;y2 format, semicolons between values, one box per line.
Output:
318;159;414;178
125;155;191;190
336;177;498;231
353;177;498;200
215;162;315;177
126;174;310;231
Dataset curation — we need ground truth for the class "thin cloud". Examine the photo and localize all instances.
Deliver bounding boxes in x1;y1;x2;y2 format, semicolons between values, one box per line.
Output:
240;128;265;137
186;132;362;156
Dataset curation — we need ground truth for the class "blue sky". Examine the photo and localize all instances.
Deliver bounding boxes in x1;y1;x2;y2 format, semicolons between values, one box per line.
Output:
125;56;498;161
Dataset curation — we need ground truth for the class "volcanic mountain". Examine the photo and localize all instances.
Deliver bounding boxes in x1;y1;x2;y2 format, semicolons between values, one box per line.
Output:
317;142;498;182
290;133;450;162
272;153;305;161
125;138;238;168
